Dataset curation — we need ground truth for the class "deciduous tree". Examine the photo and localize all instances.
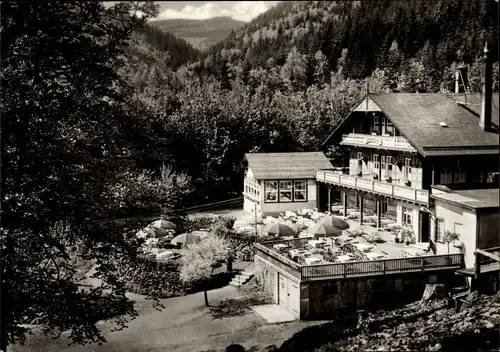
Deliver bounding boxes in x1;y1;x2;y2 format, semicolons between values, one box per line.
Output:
179;235;230;307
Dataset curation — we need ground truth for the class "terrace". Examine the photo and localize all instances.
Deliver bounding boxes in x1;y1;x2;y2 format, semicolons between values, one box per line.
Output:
255;238;463;281
253;209;463;282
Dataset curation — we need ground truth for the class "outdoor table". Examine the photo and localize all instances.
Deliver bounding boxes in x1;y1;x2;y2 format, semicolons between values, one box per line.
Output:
304;256;323;265
412;243;430;251
402;247;426;257
336;255;354;263
365;252;386;261
273;244;290;252
353;243;375;252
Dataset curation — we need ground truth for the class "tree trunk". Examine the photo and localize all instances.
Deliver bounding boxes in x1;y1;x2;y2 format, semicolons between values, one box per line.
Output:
204;289;209;307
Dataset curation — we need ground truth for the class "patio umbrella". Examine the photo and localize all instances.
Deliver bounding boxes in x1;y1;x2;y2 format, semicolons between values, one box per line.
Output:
150;219;176;230
263;222;296;236
310;223;342;238
317;215;350;230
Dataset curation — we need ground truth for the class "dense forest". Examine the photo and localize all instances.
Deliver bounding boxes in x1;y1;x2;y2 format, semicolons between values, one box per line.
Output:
128;0;499;203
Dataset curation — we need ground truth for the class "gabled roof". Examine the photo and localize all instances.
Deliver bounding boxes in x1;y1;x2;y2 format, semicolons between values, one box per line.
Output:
324;93;499;157
242;152;333;180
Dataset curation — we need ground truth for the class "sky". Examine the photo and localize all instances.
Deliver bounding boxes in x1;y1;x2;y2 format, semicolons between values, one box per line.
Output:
150;1;280;23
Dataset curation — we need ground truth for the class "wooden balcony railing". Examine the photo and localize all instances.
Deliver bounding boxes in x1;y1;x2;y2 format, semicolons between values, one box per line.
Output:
341;133;416;152
255;240;463;282
301;253;463;281
316;170;429;205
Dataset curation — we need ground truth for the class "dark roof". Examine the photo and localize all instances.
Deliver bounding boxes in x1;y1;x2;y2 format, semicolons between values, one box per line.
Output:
368;93;499;156
431;187;499;209
448;92;500;127
243;152;333;180
324;93;499;157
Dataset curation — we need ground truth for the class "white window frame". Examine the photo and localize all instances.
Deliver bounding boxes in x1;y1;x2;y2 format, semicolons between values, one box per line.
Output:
293;180;307;202
279;180;293;202
402;206;412;226
373;154;380;169
436;218;445;242
404;158;412;180
264;181;278;203
387;120;394;135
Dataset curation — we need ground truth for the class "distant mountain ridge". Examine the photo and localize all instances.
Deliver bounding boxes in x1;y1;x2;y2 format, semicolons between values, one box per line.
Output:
150;16;245;51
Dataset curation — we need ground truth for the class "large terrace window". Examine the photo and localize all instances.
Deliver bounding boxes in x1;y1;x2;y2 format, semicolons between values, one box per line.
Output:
265;180;308;203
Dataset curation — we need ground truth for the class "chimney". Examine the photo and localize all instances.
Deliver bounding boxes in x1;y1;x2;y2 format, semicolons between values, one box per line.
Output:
480;42;492;131
454;66;468;93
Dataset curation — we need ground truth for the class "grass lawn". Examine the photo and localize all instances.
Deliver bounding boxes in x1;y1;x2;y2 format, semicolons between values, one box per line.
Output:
11;285;323;352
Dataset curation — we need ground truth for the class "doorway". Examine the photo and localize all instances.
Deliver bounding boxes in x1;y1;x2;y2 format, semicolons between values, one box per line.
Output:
420;211;430;242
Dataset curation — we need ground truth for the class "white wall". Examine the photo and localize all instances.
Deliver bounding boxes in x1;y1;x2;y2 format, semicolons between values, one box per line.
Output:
432;200;477;269
396;202;420;240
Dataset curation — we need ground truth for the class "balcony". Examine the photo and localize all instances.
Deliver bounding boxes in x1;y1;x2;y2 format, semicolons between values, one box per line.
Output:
341;133;417;152
316;170;429;206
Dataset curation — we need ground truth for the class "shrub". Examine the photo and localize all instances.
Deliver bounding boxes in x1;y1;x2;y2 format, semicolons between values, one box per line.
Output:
118;255;187;298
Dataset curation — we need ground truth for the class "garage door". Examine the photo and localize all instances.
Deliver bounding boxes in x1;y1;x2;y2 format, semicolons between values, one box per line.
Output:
278;273;299;316
278;275;288;308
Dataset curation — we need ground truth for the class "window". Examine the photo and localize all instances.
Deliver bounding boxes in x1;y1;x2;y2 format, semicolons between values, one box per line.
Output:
436;218;445;242
374;116;380;131
454;168;466;183
386;156;393;178
402;206;412;225
245;176;260;200
373;154;380;169
357;152;363;160
387;120;394;135
404;158;412;180
293;180;307;202
265;181;278;202
265;179;308;203
487;172;499;183
440;168;453;184
473;172;485;184
279;181;293;202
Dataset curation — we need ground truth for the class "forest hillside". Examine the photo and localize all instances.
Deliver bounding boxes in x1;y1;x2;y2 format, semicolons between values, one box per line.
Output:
126;0;499;203
151;17;245;51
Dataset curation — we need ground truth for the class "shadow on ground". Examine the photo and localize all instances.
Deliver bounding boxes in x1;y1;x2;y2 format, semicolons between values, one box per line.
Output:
277;313;358;352
185;272;237;294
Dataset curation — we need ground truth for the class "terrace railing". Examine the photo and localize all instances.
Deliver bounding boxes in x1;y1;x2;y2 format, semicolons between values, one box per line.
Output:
301;253;463;281
341;133;416;152
316;170;429;206
255;240;463;282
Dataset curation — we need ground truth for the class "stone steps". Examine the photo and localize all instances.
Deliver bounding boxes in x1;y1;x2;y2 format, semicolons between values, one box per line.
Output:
229;271;254;287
